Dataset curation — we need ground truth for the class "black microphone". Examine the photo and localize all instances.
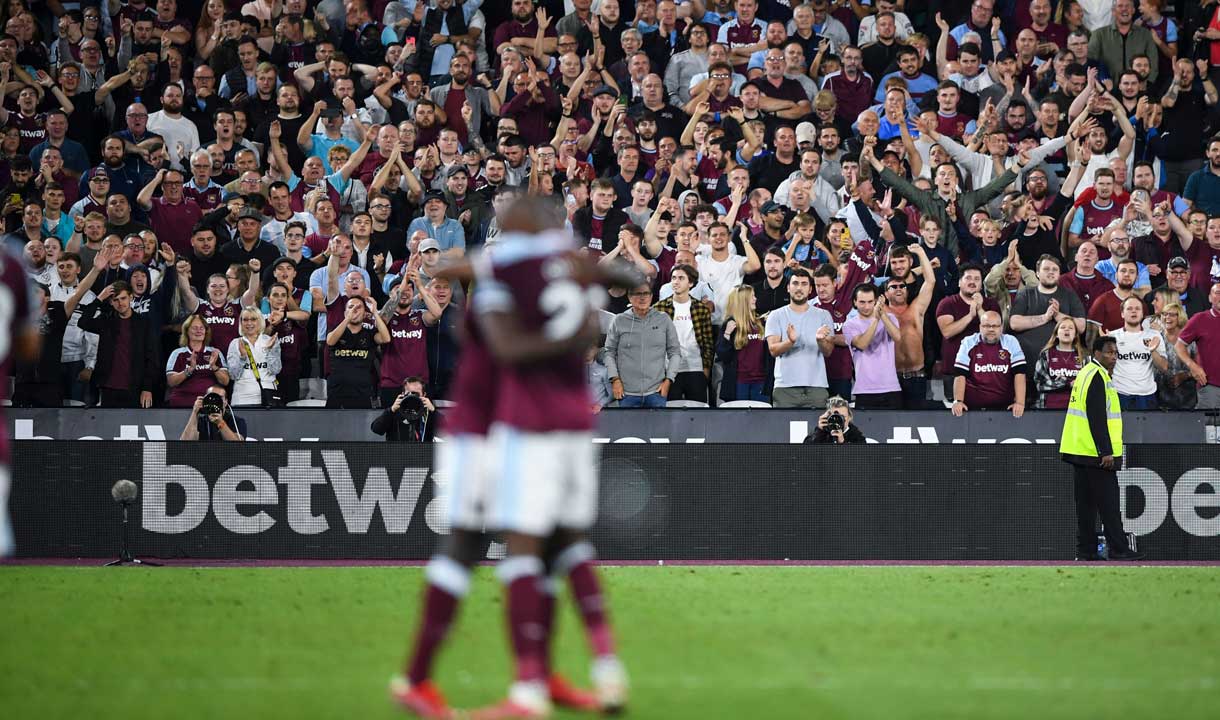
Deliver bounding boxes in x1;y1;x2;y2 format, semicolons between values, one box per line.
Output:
111;479;138;505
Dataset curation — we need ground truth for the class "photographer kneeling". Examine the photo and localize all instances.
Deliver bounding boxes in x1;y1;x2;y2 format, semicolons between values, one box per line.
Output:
371;377;438;442
805;396;866;444
180;385;246;441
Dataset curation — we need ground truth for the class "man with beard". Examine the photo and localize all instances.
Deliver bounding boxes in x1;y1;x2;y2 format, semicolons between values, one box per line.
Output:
181;226;230;296
765;267;835;409
936;263;1000;399
254;85;307;174
1184;137;1220;216
752;247;790;315
860;11;902;83
1088;257;1142;334
884;245;938;408
428;53;496;148
493;0;557;60
146;85;200;171
1096;228;1151;292
1009;255;1088;394
1068;169;1127;255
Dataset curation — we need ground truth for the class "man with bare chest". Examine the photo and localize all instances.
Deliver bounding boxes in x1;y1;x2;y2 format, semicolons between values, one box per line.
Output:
885;244;937;408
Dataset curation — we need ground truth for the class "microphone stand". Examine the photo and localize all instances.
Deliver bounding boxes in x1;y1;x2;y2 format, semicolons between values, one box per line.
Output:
104;501;161;567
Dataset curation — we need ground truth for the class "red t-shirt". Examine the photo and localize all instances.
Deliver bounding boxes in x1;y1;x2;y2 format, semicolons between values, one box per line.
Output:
1087;290;1129;334
1179;308;1220;387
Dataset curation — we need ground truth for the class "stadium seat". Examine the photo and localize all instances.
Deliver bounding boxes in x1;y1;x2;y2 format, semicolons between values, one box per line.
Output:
666;400;709;408
286;399;327;407
62;399;86;407
718;400;772;408
432;399;457;408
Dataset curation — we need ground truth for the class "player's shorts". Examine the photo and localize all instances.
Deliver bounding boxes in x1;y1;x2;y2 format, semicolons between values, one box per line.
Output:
0;464;12;557
435;434;494;533
486;424;599;537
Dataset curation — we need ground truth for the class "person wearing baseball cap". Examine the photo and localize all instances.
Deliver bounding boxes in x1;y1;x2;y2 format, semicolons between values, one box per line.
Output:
221;205;279;267
407;191;466;257
1161;257;1209;317
442;164;489;244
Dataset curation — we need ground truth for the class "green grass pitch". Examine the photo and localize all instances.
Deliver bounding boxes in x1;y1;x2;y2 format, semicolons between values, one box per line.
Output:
2;565;1218;719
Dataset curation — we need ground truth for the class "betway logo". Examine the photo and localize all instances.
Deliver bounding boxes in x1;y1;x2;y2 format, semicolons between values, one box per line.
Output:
141;444;440;535
1121;468;1220;537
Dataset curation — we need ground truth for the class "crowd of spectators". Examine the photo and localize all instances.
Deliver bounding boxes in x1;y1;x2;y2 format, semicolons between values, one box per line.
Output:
8;0;1220;413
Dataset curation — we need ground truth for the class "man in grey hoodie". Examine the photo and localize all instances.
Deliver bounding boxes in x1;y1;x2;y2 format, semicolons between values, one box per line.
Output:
604;283;682;407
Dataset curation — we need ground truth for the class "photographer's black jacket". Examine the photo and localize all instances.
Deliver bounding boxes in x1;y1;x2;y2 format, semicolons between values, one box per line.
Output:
805;424;867;444
371;408;437;442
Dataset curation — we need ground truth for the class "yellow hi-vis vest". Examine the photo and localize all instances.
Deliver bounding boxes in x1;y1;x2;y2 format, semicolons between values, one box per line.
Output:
1059;361;1123;458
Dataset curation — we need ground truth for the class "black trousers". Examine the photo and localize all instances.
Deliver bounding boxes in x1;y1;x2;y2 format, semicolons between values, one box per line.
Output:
1072;463;1131;556
98;388;140;408
668;371;708;403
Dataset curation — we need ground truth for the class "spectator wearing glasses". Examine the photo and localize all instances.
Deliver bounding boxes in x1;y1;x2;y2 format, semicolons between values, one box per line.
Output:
1156;257;1208;317
182;150;225;212
135;168;204;255
184;65;226;144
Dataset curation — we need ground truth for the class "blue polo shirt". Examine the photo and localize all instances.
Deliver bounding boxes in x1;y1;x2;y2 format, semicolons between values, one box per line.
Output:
407;216;466;253
1184;166;1220;216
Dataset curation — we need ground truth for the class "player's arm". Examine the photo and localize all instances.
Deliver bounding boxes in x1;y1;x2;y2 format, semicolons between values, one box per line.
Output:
371;308;392;344
477;306;600;365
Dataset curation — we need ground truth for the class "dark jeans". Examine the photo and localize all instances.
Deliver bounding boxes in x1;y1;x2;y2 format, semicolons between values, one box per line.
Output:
619;393;667;408
11;381;62;408
1118;392;1157;411
735;382;769;402
853;391;902;409
326;386;373;409
61;360;90;404
899;374;928;409
98;388;140;408
277;374;301;404
668;371;708;403
1072;463;1131;557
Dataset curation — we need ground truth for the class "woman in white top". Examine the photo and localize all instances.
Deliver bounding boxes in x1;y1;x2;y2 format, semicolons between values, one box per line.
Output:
226;306;283;407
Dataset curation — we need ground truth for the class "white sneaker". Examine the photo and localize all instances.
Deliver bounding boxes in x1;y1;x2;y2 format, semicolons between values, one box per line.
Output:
591;655;629;714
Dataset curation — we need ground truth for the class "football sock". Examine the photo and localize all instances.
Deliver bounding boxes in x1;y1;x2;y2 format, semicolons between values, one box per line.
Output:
406;556;470;685
537;576;560;676
554;542;616;658
498;554;547;682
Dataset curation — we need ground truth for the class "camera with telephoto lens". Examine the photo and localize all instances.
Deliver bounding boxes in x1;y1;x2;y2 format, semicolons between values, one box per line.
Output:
200;392;225;418
397;391;426;423
825;412;846;433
